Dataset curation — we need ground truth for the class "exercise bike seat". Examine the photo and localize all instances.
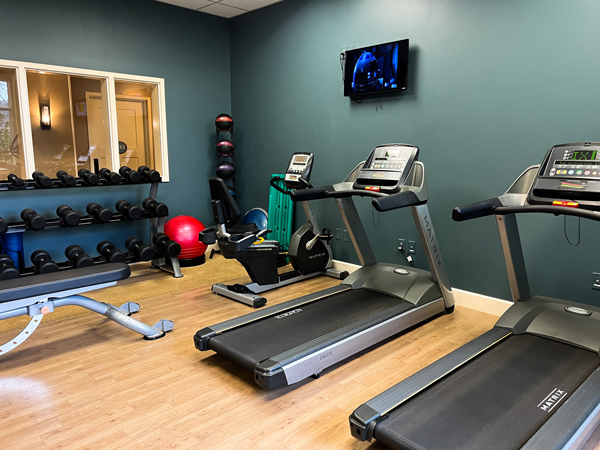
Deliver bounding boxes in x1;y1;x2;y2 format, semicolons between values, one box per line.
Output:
0;263;130;303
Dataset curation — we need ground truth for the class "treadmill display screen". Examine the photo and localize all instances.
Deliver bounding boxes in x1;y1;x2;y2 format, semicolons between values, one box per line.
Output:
556;161;600;166
572;150;597;160
368;146;411;171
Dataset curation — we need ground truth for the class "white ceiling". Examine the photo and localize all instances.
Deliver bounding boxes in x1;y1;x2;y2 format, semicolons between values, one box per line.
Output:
156;0;283;18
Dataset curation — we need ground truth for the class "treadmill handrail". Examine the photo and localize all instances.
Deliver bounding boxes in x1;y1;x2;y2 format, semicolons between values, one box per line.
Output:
291;187;426;212
453;200;600;222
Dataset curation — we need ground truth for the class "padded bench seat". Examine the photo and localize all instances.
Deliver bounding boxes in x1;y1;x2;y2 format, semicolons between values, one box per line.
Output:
0;263;130;303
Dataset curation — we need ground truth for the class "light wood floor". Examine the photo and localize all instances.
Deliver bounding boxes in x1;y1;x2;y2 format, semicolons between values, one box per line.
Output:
0;272;511;449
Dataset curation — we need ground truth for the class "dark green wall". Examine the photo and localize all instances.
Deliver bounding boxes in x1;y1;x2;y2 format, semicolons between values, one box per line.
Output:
230;0;600;305
0;0;230;260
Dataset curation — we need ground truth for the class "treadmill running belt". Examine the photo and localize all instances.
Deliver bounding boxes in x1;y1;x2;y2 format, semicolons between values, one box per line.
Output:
374;333;600;450
208;289;408;372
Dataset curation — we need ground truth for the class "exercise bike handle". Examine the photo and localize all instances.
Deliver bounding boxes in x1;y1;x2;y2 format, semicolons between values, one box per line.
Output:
269;176;312;196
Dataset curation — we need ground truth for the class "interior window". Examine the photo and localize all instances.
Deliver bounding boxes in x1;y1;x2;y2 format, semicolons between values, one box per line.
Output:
26;70;111;176
0;67;25;179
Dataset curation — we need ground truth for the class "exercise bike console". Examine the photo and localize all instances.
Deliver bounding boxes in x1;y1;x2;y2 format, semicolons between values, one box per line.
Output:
284;152;314;189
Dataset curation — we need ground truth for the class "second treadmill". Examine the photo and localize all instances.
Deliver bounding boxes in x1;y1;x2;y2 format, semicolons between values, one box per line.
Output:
194;143;455;389
350;142;600;450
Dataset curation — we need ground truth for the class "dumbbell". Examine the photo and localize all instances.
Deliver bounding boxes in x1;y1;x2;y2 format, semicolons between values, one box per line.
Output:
56;170;76;187
99;168;121;185
138;165;161;182
153;233;181;258
86;202;113;223
96;240;126;263
78;168;99;186
7;173;24;188
142;198;169;217
32;171;52;188
56;205;80;227
115;200;142;220
20;208;46;230
119;166;141;183
65;245;94;268
0;254;19;280
125;236;155;261
0;216;7;233
31;250;58;274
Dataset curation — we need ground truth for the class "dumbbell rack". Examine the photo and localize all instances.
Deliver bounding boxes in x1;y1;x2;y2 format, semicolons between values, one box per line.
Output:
0;177;183;278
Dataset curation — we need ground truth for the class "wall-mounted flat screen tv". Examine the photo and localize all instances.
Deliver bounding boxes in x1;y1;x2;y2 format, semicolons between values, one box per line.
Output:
344;39;409;97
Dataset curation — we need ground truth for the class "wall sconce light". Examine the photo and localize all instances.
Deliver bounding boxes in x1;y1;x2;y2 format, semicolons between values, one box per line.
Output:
40;103;51;130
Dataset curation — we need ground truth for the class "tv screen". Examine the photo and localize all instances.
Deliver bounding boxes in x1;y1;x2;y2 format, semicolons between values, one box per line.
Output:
344;39;409;97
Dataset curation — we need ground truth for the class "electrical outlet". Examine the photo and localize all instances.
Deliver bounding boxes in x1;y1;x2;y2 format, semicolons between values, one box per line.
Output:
343;230;349;242
592;272;600;290
398;238;406;251
408;240;416;254
336;228;342;240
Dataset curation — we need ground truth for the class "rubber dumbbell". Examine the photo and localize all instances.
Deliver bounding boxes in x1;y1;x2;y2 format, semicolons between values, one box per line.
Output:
138;165;161;182
115;200;142;220
56;170;76;187
142;198;169;217
32;171;52;188
99;168;121;185
0;254;19;280
118;166;141;183
0;216;7;233
125;236;155;261
96;240;126;263
20;208;46;230
65;245;94;268
56;205;80;227
153;233;181;258
31;250;58;274
86;202;113;223
78;168;99;186
7;173;25;188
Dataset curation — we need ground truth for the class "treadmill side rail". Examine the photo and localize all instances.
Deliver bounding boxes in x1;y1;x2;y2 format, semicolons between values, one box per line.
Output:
256;299;445;390
349;327;512;441
522;365;600;450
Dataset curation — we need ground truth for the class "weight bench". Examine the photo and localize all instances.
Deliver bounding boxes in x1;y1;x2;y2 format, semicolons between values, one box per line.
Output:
0;263;174;355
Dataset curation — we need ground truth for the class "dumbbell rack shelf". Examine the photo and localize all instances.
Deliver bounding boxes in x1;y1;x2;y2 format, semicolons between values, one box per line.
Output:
15;250;174;277
3;211;167;234
0;177;160;191
1;180;183;279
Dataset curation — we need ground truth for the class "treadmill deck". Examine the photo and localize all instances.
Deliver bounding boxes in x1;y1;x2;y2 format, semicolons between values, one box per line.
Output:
207;288;412;372
374;333;600;450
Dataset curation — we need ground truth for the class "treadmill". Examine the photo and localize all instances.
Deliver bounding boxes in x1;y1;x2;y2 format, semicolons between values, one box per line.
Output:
194;143;455;390
350;142;600;450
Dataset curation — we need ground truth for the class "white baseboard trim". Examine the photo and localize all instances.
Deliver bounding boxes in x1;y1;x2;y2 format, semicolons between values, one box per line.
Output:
452;289;511;317
331;259;511;317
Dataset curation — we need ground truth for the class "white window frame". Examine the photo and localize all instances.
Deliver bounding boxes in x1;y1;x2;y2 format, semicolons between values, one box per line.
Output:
0;59;170;181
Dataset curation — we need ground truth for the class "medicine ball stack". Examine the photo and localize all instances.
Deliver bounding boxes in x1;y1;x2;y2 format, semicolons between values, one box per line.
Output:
215;113;237;198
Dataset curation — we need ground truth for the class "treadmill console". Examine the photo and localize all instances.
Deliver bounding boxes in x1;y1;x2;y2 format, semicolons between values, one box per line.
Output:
284;152;314;189
528;142;600;208
353;144;418;194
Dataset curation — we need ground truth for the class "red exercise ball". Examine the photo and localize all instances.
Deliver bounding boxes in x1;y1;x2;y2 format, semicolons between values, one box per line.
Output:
164;215;207;266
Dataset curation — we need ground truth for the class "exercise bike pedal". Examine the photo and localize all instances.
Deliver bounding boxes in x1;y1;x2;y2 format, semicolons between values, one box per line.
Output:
119;302;141;316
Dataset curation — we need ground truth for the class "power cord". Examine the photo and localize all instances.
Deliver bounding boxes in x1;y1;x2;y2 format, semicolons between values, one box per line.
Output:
564;215;581;246
397;243;414;267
